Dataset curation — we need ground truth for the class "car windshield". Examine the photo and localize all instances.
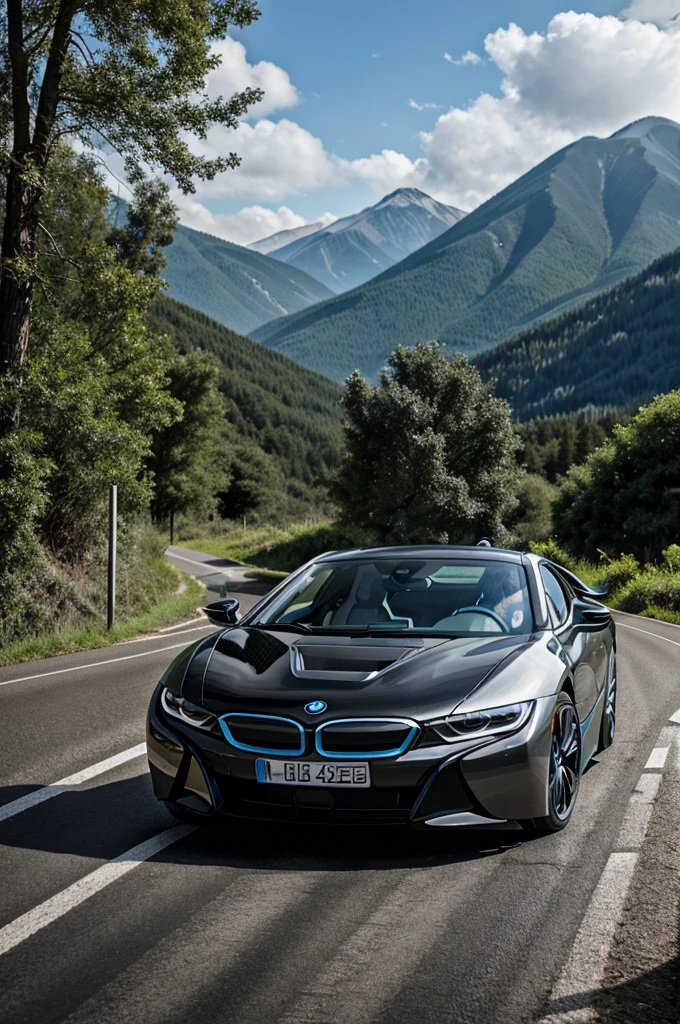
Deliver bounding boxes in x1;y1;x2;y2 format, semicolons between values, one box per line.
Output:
251;557;534;636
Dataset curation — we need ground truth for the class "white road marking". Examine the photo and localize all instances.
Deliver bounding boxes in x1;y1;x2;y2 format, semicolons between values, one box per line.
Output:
0;744;147;824
617;621;680;648
615;609;680;632
0;825;195;957
669;709;680;724
0;637;210;687
538;852;639;1024
111;624;211;646
645;747;669;769
158;616;206;632
616;773;662;850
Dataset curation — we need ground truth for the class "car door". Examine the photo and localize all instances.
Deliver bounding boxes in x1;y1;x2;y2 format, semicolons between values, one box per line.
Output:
539;564;607;754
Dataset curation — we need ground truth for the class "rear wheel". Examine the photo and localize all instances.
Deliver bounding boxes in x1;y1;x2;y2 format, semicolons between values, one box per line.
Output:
597;649;617;752
520;690;582;834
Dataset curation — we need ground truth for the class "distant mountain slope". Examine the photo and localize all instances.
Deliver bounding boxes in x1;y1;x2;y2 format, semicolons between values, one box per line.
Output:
474;246;680;420
162;224;334;336
252;117;680;382
150;296;343;500
248;220;333;255
266;188;466;292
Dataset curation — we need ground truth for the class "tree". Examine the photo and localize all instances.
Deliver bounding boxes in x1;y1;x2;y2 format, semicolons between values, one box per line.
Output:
0;0;261;434
332;343;523;545
554;391;680;562
507;474;556;548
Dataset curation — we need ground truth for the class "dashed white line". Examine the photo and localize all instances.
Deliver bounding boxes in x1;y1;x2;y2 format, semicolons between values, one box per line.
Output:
0;637;211;687
645;746;669;769
0;743;147;824
616;773;662;850
0;825;195;957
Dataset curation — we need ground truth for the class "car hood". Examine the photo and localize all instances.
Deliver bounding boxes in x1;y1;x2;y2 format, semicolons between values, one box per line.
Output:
180;627;536;722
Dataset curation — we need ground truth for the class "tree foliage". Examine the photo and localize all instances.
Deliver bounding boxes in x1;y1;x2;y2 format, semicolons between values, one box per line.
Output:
333;343;522;545
553;391;680;562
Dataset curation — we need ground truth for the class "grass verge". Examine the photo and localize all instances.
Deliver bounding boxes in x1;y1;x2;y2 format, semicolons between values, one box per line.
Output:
0;572;205;668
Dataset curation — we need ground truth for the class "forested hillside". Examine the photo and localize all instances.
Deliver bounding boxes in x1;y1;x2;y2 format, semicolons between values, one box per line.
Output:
150;297;344;512
252;117;680;383
160;223;334;335
475;247;680;419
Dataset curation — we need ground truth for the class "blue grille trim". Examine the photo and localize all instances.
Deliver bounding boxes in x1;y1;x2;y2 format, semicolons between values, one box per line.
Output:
315;718;419;760
219;713;306;756
255;758;267;782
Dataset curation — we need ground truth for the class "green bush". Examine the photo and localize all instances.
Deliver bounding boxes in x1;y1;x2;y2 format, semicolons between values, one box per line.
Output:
614;570;680;616
596;552;641;594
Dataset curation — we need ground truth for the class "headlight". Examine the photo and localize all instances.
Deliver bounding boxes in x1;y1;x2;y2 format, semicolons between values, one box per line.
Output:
160;688;216;730
426;701;534;743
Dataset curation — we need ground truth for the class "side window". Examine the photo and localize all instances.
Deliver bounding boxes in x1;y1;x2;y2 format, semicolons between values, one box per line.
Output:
540;565;570;628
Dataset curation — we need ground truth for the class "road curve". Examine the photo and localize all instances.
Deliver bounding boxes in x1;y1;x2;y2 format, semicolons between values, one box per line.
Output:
1;552;680;1024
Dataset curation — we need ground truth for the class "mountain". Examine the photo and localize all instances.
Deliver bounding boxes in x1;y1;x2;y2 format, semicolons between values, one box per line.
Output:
474;245;680;420
263;188;466;292
248;220;332;255
162;223;334;336
150;296;344;511
252;117;680;382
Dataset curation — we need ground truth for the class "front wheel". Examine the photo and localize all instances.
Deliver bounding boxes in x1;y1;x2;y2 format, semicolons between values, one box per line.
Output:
520;690;582;834
597;648;617;753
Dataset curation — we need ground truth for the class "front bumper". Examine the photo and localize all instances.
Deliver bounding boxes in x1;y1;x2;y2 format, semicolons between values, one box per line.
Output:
146;686;555;826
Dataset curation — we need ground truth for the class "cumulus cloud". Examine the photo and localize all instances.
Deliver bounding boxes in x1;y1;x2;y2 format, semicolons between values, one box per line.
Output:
204;36;299;118
190;117;342;201
620;0;680;26
409;99;443;111
171;195;336;246
444;50;483;65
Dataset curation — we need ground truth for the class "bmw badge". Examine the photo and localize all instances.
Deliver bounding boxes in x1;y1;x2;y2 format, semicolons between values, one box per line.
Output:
304;700;327;715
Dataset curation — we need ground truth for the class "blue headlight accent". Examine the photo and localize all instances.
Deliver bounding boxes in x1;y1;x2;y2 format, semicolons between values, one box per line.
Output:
219;713;306;756
315;718;419;759
255;758;267;782
304;700;327;715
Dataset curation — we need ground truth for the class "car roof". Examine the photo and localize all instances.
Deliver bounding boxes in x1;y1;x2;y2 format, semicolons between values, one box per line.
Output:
317;545;525;565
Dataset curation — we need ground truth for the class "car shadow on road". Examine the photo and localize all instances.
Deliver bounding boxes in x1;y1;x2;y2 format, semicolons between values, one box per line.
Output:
0;773;542;871
540;957;677;1024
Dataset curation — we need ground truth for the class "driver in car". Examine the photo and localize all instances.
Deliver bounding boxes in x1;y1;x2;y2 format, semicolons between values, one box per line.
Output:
479;565;527;631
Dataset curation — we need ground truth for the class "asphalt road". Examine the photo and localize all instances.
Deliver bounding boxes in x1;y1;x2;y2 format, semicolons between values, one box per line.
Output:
1;547;680;1024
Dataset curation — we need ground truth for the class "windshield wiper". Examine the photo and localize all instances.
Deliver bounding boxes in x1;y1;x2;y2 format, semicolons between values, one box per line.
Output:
250;621;314;635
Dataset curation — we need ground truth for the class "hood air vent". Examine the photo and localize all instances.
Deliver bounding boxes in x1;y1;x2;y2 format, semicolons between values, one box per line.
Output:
291;637;422;682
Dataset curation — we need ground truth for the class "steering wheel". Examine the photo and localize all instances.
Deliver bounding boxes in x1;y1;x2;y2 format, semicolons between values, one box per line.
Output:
450;605;510;633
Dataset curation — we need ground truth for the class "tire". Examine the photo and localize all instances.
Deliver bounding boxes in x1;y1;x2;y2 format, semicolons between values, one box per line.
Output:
519;690;582;835
597;648;617;753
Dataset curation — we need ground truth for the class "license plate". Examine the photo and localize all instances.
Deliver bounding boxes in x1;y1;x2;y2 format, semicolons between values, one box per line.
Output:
257;758;370;787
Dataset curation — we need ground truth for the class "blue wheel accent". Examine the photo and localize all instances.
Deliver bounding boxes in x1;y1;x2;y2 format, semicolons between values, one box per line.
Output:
219;713;306;756
315;718;419;759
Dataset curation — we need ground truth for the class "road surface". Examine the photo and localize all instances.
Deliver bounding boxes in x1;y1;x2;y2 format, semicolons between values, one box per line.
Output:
1;547;679;1024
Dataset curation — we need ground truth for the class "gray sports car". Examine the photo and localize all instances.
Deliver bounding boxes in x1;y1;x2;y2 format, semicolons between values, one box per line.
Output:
147;545;616;833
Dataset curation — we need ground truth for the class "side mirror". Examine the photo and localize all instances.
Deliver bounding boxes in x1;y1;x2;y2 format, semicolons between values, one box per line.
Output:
572;599;611;630
203;598;240;627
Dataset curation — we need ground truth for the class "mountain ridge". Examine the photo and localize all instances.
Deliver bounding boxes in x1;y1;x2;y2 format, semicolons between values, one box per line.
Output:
252;117;680;382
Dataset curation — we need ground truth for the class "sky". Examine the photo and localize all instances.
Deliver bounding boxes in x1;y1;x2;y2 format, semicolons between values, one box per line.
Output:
156;0;680;245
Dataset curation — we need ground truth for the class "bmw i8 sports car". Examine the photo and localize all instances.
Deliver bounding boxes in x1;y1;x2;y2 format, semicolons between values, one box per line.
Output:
147;545;616;833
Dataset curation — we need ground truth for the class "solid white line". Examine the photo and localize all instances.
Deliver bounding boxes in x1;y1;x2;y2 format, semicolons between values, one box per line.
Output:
0;639;202;687
158;616;205;632
617;621;680;648
617;773;662;850
0;743;147;824
537;852;639;1024
0;825;195;957
645;747;669;770
111;624;211;646
614;609;680;632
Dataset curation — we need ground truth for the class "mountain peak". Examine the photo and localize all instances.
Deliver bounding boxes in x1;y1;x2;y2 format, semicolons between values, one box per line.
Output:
609;116;680;140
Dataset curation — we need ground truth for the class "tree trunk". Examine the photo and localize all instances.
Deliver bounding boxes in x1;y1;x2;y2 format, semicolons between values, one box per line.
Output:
0;157;39;435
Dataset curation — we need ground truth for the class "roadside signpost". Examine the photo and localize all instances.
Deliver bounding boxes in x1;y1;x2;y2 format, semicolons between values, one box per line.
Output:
108;485;117;630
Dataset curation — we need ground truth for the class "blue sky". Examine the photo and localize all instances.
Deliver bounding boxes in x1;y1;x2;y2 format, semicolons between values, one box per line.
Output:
169;0;680;244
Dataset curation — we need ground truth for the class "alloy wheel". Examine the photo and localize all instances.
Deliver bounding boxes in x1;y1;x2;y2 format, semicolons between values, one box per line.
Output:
603;654;617;746
549;702;581;821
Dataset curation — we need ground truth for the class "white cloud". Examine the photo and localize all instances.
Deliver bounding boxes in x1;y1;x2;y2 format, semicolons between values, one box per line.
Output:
409;11;680;209
444;50;483;65
409;99;443;111
189;117;342;201
172;195;336;246
204;36;299;118
620;0;680;26
343;149;428;195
